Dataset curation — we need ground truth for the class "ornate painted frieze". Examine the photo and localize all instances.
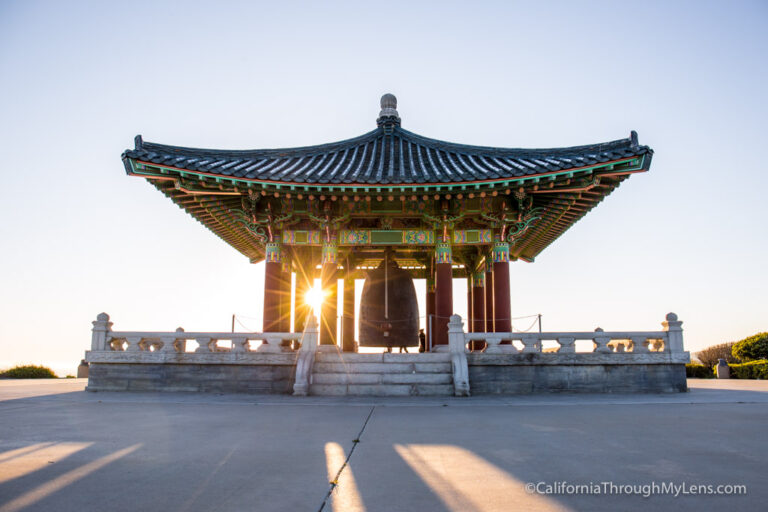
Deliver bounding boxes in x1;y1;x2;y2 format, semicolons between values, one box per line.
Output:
282;230;322;245
403;230;434;245
340;230;370;245
452;229;492;244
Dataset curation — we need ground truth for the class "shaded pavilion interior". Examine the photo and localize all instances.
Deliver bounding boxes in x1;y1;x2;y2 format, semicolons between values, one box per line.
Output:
121;94;653;351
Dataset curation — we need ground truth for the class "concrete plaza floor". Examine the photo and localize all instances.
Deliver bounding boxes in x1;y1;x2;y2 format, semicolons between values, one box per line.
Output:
0;379;766;512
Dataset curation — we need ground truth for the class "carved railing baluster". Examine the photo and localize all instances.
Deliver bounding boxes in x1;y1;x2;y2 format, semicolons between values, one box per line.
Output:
556;337;575;353
593;328;611;353
195;337;212;353
629;336;650;353
521;335;541;353
125;336;143;352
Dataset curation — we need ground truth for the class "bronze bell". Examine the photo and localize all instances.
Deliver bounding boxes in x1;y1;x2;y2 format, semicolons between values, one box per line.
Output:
359;258;419;347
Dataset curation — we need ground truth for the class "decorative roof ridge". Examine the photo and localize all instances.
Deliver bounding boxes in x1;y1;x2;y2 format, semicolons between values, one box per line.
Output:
126;127;650;161
396;127;651;157
125;128;383;160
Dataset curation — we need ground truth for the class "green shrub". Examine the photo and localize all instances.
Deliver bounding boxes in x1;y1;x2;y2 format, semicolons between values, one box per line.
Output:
0;365;57;379
686;363;714;379
732;333;768;362
695;342;740;367
729;360;768;379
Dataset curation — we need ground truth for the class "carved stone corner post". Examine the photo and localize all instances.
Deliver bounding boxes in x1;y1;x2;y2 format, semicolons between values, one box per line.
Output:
293;315;319;396
662;312;684;354
91;312;113;351
447;314;470;397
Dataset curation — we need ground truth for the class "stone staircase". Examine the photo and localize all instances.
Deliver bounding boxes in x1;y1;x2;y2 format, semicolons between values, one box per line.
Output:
310;352;455;396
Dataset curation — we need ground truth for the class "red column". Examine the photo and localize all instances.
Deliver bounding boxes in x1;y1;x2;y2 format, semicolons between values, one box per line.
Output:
467;275;473;332
279;262;292;333
320;242;338;346
472;270;486;350
293;254;315;332
425;274;435;351
263;242;282;332
493;240;511;340
484;261;494;333
342;272;356;352
433;242;453;349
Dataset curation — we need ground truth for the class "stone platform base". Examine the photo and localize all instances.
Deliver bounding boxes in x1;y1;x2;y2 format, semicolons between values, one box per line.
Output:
85;352;688;395
86;362;296;393
468;353;688;394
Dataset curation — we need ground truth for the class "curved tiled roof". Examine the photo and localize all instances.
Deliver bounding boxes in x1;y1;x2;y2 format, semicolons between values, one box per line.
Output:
123;127;651;186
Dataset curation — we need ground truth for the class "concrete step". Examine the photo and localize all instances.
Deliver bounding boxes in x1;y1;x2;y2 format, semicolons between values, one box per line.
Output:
309;383;455;397
313;362;452;374
315;352;451;363
312;372;452;385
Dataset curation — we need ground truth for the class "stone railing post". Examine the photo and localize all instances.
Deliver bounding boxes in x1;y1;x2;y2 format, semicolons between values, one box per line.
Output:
91;313;112;351
447;315;470;397
293;316;319;396
662;312;684;353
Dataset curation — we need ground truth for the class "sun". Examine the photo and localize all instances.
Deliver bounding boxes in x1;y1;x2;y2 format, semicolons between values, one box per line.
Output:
305;285;326;313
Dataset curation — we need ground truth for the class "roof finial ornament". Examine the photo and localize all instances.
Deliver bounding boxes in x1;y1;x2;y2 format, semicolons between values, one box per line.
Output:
377;93;401;130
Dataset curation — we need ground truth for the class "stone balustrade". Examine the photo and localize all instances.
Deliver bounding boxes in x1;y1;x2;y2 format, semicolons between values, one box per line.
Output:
89;313;303;356
85;313;313;393
445;313;689;396
86;312;689;395
459;312;685;356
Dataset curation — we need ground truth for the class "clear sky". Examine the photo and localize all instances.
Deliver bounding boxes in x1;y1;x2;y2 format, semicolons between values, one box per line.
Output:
1;0;766;375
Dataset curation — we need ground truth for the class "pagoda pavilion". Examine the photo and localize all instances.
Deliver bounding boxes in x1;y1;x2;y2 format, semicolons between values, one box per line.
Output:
121;94;653;353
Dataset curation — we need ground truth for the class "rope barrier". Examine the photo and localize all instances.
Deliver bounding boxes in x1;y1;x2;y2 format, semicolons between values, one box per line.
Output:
511;314;540;320
234;316;259;332
511;316;540;333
